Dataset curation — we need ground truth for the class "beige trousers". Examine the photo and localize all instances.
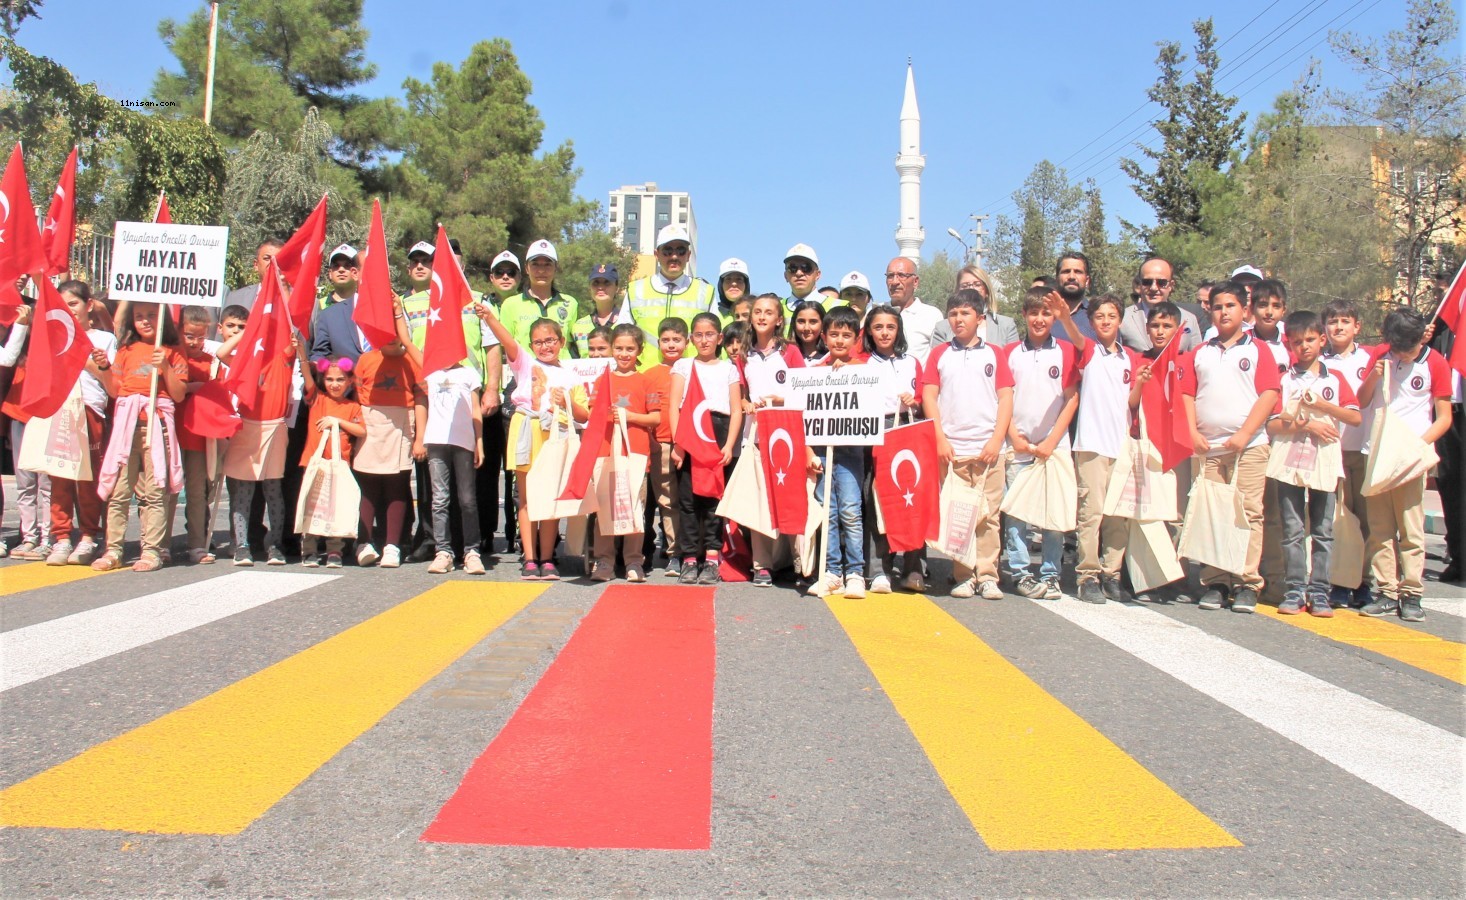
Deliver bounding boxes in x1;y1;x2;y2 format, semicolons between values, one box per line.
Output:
1075;451;1126;582
105;424;170;556
1199;446;1270;592
949;456;1005;583
1365;473;1426;598
648;440;679;558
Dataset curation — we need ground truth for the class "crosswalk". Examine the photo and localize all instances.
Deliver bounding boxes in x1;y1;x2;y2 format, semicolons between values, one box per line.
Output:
1;561;1462;857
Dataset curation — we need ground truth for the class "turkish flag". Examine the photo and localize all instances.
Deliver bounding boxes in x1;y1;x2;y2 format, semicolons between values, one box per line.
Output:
0;143;47;284
179;379;243;439
353;199;398;351
1435;260;1466;379
1139;331;1194;473
674;365;725;497
872;419;940;552
757;408;808;534
558;368;611;502
276;194;328;334
40;146;76;277
154;191;172;223
18;277;93;418
222;260;293;411
422;222;470;375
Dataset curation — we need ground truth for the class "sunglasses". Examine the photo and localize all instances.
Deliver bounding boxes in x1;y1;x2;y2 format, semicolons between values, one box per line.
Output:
1140;278;1171;288
330;262;357;270
660;245;690;257
786;262;815;275
491;268;519;278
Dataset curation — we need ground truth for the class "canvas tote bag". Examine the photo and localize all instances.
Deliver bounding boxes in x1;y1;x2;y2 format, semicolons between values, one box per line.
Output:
1000;448;1078;533
1104;433;1178;522
18;385;92;481
527;399;598;523
1127;519;1186;593
1177;456;1250;573
294;422;361;538
1361;361;1438;497
1266;386;1344;491
594;410;649;536
928;467;989;573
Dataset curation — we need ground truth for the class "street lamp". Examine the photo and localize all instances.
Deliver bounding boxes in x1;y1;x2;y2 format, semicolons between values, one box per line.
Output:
947;227;970;264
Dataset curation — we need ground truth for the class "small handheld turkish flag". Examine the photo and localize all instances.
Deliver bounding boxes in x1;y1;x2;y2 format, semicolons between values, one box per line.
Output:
353;199;398;351
0;142;47;284
153;191;172;223
276;194;328;334
1139;331;1193;474
872;419;940;552
674;365;725;498
1435;260;1466;380
222;261;293;411
18;277;94;419
421;223;470;375
756;408;808;534
559;368;611;502
40;146;77;277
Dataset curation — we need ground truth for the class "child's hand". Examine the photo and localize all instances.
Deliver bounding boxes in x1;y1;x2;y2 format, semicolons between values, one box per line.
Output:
977;438;1002;466
150;348;167;368
90;348;108;368
898;392;916;409
474;444;484;468
14;304;31;326
412;440;427;462
1422;322;1435;345
1136;366;1154;386
472;300;497;322
1191;430;1210;455
1011;436;1033;457
1032;438;1055;460
720;446;733;466
1372;359;1386;379
549;387;567;407
671;446;685;468
1304;418;1340;444
317;416;338;431
1221;433;1248;454
936;434;954;464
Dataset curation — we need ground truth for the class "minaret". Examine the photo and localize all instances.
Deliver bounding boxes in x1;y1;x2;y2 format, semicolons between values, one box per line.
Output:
894;60;925;261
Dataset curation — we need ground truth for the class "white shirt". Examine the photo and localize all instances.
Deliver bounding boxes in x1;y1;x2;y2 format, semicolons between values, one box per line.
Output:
866;351;923;416
424;367;482;451
1362;348;1452;453
1183;334;1281;455
920;340;1012;456
1322;343;1374;452
1006;337;1078;461
1073;341;1140;459
742;343;803;406
81;330;117;416
672;357;737;416
899;297;945;363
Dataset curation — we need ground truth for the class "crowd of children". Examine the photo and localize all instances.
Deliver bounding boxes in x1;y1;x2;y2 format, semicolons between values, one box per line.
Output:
0;256;1456;624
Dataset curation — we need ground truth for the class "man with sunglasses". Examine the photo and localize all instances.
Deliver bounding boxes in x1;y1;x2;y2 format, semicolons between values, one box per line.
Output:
1118;257;1203;353
310;244;369;363
782;243;844;316
626;224;715;368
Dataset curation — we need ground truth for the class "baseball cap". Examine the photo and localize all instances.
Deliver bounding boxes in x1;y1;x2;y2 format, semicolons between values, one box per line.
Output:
838;271;872;295
718;258;749;282
525;239;557;262
589;263;619;282
656;224;692;249
784;243;820;268
407;240;435;259
1229;264;1265;281
327;243;358;264
490;250;521;273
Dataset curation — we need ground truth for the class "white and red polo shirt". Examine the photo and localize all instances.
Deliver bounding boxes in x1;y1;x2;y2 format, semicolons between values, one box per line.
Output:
921;339;1013;457
1253;328;1294;375
1005;337;1079;461
1276;362;1359;426
1322;342;1377;452
1362;346;1452;453
743;341;805;406
1182;333;1282;455
866;351;923;416
1073;340;1143;459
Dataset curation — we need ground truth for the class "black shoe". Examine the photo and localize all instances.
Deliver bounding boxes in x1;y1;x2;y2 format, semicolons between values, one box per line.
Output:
697;560;721;585
678;559;700;585
752;568;773;588
1101;576;1128;603
1440;561;1462;584
1197;586;1228;610
1398;594;1425;622
1230;588;1257;614
1360;595;1399;617
408;542;437;564
1078;579;1106;604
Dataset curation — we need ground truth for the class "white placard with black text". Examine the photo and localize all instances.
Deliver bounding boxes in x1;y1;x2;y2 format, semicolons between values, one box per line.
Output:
786;366;887;446
108;221;230;307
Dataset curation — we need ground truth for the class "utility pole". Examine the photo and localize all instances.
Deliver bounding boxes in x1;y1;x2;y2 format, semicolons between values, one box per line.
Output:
969;214;989;269
202;2;219;126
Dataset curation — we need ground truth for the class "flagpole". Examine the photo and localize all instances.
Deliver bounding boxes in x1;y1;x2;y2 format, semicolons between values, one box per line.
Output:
202;2;220;126
143;303;168;449
817;444;833;591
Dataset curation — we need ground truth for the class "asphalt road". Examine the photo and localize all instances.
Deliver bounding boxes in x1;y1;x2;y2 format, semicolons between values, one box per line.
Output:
1;499;1462;897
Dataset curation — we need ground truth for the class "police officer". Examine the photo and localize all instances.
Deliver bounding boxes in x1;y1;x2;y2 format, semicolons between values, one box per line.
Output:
625;224;715;368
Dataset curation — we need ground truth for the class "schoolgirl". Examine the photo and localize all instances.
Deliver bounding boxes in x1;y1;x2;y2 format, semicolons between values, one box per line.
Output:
740;293;805;586
787;299;828;364
588;323;659;582
299;357;365;568
861;304;925;593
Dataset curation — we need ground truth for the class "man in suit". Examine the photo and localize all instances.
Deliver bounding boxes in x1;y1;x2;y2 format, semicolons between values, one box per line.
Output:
1118;257;1204;353
223;239;284;314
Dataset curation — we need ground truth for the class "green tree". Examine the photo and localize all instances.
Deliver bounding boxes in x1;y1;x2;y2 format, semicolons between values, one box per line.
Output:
918;249;961;307
152;0;398;170
992;160;1084;305
0;0;41;38
1121;18;1246;244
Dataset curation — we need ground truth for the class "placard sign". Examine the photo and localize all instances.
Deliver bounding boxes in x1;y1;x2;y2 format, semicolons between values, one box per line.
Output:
787;367;886;446
564;356;614;389
109;221;230;307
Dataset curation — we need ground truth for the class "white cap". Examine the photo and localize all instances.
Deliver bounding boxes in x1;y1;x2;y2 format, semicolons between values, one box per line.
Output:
490;250;521;271
1229;264;1265;280
784;243;819;267
655;224;692;249
407;240;435;258
838;271;871;294
718;258;749;281
525;239;558;262
328;243;358;262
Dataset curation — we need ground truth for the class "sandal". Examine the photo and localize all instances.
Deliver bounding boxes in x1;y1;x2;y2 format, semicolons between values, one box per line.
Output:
132;551;164;573
90;550;124;572
189;548;217;565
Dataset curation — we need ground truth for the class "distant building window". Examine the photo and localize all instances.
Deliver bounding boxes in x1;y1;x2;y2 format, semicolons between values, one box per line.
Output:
1416;172;1430;191
679;197;688;208
610;195;617;207
679;213;688;223
626;211;637;222
609;212;617;222
1390;166;1405;191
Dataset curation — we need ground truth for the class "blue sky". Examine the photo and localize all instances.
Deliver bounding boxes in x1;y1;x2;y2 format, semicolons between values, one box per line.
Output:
15;0;1407;292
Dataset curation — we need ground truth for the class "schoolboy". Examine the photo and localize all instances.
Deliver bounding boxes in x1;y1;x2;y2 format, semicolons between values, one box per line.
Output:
1181;280;1281;613
1003;286;1078;599
643;317;686;577
178;306;226;564
1266;310;1362;616
1250;279;1292;602
1321;299;1376;609
921;288;1014;600
1127;300;1190;603
808;306;868;599
1356;307;1453;622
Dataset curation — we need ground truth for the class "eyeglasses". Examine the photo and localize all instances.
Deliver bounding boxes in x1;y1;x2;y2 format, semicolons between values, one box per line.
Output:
491;268;519;278
329;262;356;270
786;262;815;275
1140;278;1171;288
408;257;432;267
660;245;690;257
531;337;561;348
885;272;917;280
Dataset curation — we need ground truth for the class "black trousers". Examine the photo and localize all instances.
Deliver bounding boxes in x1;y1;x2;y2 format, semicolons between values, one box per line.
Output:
477;408;508;553
1438;402;1465;565
675;413;731;560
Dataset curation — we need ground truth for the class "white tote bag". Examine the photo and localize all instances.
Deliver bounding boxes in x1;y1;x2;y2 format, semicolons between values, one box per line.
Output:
18;386;92;481
1362;360;1439;497
294;423;362;538
1176;458;1250;573
594;410;649;536
1266;389;1344;491
1328;500;1367;589
1127;519;1185;593
1000;448;1078;533
1104;434;1178;522
717;435;777;539
526;401;598;523
928;468;989;573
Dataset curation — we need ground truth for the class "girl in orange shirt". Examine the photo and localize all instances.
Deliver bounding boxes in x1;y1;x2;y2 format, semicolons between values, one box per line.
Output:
299;357;365;567
588;324;659;582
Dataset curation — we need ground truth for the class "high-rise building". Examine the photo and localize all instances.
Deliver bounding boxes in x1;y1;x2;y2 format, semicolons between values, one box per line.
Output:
609;182;697;279
894;62;925;261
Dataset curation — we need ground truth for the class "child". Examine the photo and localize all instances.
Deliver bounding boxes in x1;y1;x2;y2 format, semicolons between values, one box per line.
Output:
176;305;226;564
1181;280;1282;613
584;325;613;360
805;307;868;598
788;300;827;364
218;304;248;343
1004;287;1079;600
669;312;743;585
92;302;188;572
643;318;686;577
741;294;805;587
1250;279;1291;601
920;289;1013;600
1128;301;1189;603
722;320;750;369
1266;310;1362;617
0;301;52;560
862;304;926;593
1357;307;1453;622
480;307;587;580
1321;299;1376;609
44;281;115;566
299;358;365;568
351;309;425;570
731;298;753;324
589;324;658;582
1052;292;1140;604
396;313;486;576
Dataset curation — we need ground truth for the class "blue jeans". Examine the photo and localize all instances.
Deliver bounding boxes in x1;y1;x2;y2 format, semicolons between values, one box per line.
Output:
1004;457;1063;580
814;446;865;578
1276;481;1333;600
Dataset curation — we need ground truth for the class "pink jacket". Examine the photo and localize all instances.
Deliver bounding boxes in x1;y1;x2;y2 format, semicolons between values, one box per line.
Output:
97;393;184;500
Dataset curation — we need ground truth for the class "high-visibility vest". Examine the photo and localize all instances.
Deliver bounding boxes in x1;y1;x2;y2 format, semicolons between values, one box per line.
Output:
400;288;494;375
626;275;715;368
499;290;579;360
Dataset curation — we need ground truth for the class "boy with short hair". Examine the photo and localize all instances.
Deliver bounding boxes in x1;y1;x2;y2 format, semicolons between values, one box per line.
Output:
1182;281;1281;613
218;305;249;343
1357;307;1454;622
1321;299;1376;609
1266;310;1362;617
644;317;686;577
1128;301;1190;603
1249;279;1291;602
177;305;226;564
1003;286;1078;599
921;289;1014;600
808;306;869;599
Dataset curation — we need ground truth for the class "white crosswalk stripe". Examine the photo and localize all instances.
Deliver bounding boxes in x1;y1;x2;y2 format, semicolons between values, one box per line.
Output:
1422;597;1464;618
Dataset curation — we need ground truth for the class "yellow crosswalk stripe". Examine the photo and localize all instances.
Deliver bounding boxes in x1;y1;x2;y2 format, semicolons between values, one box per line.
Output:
0;582;543;834
826;594;1240;851
1256;606;1465;684
0;561;113;597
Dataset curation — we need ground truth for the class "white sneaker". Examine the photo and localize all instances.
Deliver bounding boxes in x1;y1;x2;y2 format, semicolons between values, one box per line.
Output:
626;565;645;583
870;574;892;594
978;580;1005;601
379;545;401;568
950;578;977;599
427;550;454;574
45;540;73;567
844;574;866;599
357;543;380;566
807;573;843;598
462;550;486;575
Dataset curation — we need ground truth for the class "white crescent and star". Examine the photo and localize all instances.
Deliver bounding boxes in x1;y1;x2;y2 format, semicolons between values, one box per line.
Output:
891;448;921;507
45;309;76;353
0;191;11;223
769;427;794;485
692;397;714;444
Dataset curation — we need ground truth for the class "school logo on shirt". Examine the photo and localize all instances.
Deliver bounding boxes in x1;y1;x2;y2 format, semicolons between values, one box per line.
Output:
1322;386;1334;401
1239;358;1252;372
1411;375;1424;390
775;370;787;384
1122;369;1132;384
1358;366;1368;380
984;363;995;377
1048;365;1060;379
